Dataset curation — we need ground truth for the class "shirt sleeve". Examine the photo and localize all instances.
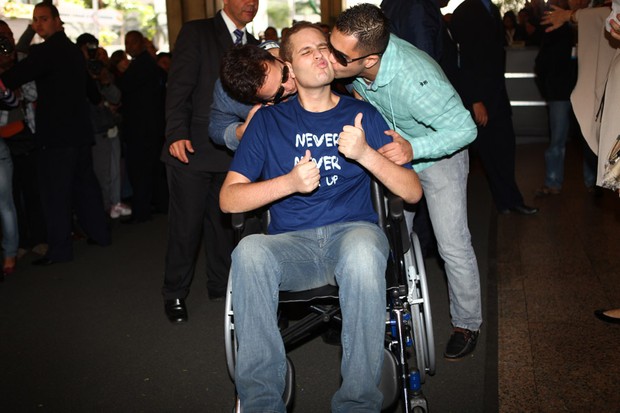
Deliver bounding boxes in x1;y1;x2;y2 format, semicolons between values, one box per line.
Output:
404;82;477;160
229;110;267;182
209;79;252;151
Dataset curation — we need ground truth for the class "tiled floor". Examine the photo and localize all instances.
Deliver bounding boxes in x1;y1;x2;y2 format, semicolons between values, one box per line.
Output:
497;141;620;412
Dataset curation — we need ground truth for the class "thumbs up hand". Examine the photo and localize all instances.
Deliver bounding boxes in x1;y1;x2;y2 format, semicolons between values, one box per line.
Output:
290;149;320;194
338;112;369;161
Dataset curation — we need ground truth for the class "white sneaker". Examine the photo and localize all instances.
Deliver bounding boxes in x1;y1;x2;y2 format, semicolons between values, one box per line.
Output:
110;203;132;219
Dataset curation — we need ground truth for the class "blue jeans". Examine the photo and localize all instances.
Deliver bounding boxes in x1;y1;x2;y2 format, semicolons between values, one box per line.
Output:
232;221;388;412
414;150;482;331
0;138;18;258
544;101;572;189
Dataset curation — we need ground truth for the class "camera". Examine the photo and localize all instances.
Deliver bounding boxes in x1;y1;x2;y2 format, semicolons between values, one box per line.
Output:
0;36;15;56
85;42;104;76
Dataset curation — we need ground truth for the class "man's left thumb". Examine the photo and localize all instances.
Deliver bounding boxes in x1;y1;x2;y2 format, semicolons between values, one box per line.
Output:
354;112;364;130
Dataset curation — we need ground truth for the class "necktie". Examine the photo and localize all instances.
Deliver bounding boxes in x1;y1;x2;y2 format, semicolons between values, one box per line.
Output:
234;29;244;45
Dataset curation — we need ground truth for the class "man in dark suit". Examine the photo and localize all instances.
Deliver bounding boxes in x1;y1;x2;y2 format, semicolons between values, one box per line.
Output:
0;1;110;265
118;30;166;223
450;0;538;215
161;0;259;323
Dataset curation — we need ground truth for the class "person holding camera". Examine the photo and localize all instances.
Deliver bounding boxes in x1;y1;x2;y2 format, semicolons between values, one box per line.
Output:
76;33;131;220
0;20;47;267
0;20;21;280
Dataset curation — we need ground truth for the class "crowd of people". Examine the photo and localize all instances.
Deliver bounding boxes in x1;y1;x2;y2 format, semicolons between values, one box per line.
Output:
1;0;618;409
0;2;170;278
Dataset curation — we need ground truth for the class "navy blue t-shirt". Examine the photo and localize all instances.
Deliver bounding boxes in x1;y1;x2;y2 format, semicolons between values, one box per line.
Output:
230;94;412;234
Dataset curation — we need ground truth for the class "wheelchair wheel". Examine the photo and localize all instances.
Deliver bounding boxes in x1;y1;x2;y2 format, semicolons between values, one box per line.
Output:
404;232;436;382
224;275;237;381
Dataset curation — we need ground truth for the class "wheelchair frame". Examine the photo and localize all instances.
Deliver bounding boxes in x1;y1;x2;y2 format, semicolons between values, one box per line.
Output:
224;180;435;412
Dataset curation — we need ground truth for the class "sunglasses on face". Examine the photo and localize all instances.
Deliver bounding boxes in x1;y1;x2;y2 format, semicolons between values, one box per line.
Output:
328;42;383;67
263;62;290;104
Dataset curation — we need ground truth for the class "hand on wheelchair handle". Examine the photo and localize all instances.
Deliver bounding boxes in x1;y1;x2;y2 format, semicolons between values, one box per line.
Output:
291;149;320;193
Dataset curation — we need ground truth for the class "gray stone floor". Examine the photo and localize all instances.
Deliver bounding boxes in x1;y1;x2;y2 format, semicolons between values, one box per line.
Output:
5;140;616;412
498;142;620;413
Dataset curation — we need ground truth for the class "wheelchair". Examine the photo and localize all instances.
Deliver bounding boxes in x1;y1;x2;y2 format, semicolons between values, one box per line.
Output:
224;180;436;412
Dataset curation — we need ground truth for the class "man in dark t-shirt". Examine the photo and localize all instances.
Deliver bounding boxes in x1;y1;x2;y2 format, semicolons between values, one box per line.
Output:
219;23;422;412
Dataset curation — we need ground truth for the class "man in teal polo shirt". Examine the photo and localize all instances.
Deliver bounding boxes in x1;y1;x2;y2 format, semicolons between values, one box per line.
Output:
329;3;481;359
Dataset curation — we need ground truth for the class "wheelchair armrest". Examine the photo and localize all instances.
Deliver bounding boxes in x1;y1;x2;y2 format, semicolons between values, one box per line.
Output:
385;191;412;256
386;192;404;223
232;212;245;232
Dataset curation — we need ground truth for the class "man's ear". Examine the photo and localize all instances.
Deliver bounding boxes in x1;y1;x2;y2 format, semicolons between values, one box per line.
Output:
363;55;380;70
286;61;296;80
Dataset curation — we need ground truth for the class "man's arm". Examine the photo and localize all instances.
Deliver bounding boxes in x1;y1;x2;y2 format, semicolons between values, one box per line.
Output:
384;85;477;163
209;79;261;151
165;22;203;162
220;149;320;213
0;45;46;90
339;113;422;204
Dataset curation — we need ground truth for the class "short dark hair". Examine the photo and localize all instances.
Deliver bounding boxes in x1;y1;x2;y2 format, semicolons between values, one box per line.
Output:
76;33;98;48
220;45;276;104
334;4;390;55
34;2;61;19
279;21;325;63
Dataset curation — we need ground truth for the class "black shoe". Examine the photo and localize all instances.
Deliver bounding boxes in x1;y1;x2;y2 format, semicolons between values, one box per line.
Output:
444;328;479;360
164;298;188;323
594;309;620;324
500;204;539;215
32;257;60;266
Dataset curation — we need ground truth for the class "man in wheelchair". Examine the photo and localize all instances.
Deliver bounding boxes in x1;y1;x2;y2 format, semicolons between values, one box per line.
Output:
219;22;423;412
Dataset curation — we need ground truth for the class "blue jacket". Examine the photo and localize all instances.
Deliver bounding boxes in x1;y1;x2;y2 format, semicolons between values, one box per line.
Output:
209;79;252;151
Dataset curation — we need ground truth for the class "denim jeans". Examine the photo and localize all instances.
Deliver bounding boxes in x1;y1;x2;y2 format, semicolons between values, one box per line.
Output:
413;150;482;331
232;221;388;412
582;142;597;188
0;138;18;258
544;101;572;189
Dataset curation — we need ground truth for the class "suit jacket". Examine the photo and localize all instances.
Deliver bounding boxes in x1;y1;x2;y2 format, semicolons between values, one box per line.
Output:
1;31;97;148
450;0;510;117
534;24;577;101
119;50;165;144
163;12;258;172
381;0;444;62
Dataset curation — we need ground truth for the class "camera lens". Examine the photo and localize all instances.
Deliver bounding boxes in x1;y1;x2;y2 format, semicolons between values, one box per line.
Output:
0;36;15;56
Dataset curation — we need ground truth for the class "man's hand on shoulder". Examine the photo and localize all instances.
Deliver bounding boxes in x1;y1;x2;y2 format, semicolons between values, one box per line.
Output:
169;139;195;164
338;113;371;161
289;149;320;194
378;130;413;165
